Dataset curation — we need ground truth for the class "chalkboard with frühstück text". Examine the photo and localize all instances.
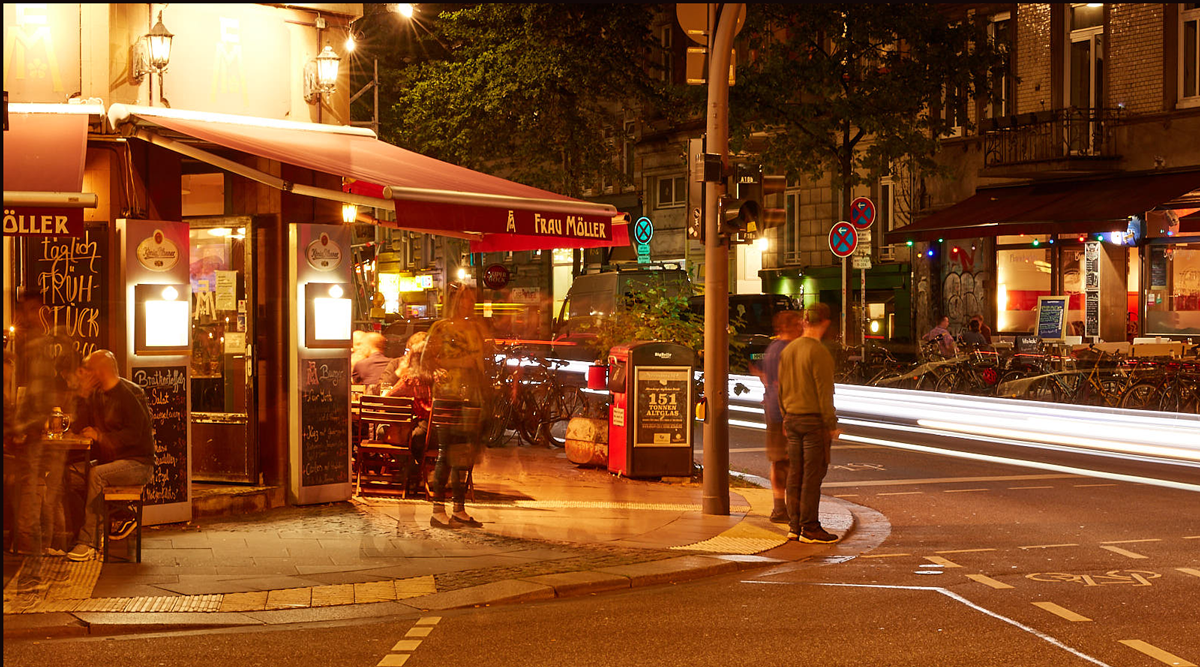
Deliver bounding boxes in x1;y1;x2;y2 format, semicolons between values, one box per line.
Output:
22;227;108;368
300;357;350;487
132;366;189;506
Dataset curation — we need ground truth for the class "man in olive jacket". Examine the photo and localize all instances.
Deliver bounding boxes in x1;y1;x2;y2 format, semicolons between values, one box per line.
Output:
777;303;842;544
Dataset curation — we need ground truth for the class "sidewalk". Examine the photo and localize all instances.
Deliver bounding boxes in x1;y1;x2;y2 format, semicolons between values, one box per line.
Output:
3;445;870;639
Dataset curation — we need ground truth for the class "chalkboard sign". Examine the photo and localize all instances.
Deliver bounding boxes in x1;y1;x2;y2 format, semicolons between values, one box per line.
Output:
1036;296;1068;341
1150;247;1168;288
300;357;350;486
1085;292;1100;339
22;227;108;366
132;366;189;506
634;367;691;448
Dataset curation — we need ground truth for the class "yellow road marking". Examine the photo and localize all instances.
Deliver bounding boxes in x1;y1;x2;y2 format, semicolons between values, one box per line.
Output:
1176;568;1200;578
878;491;924;496
833;494;859;498
1019;544;1079;550
923;556;963;568
861;553;911;558
415;616;442;625
1032;602;1092;622
943;488;989;493
937;548;996;554
1009;485;1053;489
966;574;1014;590
391;640;421;652
1074;483;1116;487
378;656;409;667
1100;545;1149;559
1119;640;1196;666
406;627;433;638
1101;539;1161;545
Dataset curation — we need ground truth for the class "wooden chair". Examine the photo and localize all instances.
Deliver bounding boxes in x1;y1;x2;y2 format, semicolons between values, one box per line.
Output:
99;484;145;563
426;401;483;502
354;395;416;498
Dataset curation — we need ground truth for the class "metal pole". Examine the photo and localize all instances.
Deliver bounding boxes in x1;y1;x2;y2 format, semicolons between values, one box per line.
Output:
840;258;848;344
373;58;380;137
702;3;742;517
860;266;866;348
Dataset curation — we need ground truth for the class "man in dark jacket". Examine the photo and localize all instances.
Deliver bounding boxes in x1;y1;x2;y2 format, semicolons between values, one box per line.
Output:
66;350;154;562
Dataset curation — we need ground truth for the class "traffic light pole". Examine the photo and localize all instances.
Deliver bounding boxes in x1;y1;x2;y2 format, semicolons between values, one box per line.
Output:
701;3;742;517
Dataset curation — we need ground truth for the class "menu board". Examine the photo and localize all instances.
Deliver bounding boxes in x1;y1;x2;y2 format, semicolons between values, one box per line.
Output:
634;367;691;448
1036;296;1068;341
1085;292;1100;339
300;357;350;486
132;366;189;506
22;227;108;365
1150;247;1168;288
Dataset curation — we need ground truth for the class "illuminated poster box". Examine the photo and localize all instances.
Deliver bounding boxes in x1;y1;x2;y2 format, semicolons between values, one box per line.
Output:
305;282;351;348
134;283;191;355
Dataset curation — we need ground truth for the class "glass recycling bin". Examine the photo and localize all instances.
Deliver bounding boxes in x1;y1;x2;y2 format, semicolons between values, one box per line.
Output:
607;341;696;478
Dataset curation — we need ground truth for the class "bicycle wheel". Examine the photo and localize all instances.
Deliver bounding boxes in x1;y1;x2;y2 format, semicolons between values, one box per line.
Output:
1119;382;1162;411
544;386;587;447
1024;376;1061;402
513;387;544;446
934;370;962;394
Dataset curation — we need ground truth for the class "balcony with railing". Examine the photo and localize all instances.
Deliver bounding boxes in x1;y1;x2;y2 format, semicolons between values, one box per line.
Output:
980;107;1124;178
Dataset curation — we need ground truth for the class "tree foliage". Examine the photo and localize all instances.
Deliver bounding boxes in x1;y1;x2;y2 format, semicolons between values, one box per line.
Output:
376;4;681;197
583;284;705;362
729;5;1009;212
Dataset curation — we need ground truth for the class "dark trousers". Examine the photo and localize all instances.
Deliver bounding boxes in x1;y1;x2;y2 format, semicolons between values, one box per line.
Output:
783;414;832;533
430;429;475;510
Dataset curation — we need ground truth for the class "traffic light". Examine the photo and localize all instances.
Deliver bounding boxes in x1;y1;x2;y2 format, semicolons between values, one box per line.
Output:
722;166;786;242
687;137;706;241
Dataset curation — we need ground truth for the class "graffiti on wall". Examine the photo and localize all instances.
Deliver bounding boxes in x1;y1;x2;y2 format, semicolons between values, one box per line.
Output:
940;242;993;332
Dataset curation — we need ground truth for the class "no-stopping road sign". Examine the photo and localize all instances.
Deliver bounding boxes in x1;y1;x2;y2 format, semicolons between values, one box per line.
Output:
850;197;876;229
829;221;858;258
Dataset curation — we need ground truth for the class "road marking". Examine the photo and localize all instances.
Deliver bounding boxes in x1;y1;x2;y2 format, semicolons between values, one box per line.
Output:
833;494;860;498
728;447;765;453
415;616;441;625
944;488;989;493
1033;601;1092;622
966;574;1014;589
1183;536;1200;540
860;553;911;558
924;556;962;568
878;491;924;496
391;640;421;651
937;548;996;554
1100;545;1148;559
1100;539;1161;545
1118;640;1196;666
1074;483;1117;487
377;656;409;667
1027;570;1160;586
1175;568;1200;578
823;473;1076;488
1019;544;1079;550
1010;485;1054;489
406;627;433;637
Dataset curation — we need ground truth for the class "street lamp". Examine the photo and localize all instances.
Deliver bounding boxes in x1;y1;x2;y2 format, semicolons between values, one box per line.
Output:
133;11;174;82
304;44;342;104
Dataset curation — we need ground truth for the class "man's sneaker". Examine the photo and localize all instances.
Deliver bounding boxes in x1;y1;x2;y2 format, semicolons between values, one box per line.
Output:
786;531;800;541
110;518;137;541
66;544;96;562
798;526;840;544
768;509;789;524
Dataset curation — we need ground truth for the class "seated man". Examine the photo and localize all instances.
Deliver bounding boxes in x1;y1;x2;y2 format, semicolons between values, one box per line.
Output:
922;316;958;358
66;350;154;562
352;332;391;388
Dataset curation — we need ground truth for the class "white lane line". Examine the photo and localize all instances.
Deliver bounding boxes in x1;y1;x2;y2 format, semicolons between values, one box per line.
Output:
1100;545;1149;559
878;491;925;496
938;548;996;554
860;553;911;559
1118;640;1196;667
1100;539;1161;545
1075;483;1118;487
1033;601;1092;622
833;494;860;498
1010;485;1054;489
824;473;1075;488
944;488;989;493
1019;544;1079;550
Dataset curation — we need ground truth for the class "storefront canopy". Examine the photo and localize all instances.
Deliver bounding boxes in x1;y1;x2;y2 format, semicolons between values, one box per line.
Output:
107;105;628;253
885;170;1200;244
3;103;100;208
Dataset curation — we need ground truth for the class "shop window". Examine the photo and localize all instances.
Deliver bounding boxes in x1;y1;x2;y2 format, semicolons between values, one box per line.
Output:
188;221;249;413
997;245;1051;333
1181;3;1200;108
1146;244;1200;336
656;175;686;209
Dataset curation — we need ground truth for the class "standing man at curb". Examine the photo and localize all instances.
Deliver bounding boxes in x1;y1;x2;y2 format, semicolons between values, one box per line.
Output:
778;303;841;544
751;310;803;523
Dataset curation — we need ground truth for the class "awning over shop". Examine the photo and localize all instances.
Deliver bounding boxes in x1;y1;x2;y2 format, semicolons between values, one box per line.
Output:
3;103;99;208
107;105;628;253
885;170;1200;244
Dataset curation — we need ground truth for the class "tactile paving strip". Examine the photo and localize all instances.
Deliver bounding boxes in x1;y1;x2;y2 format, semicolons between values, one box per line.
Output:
671;522;789;555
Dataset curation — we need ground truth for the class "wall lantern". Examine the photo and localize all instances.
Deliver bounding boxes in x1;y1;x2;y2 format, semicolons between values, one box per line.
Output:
305;282;352;348
132;11;174;82
341;203;358;224
134;283;190;355
304;44;342;104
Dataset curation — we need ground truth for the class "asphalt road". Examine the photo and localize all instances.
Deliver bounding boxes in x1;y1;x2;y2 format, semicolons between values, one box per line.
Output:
8;416;1198;667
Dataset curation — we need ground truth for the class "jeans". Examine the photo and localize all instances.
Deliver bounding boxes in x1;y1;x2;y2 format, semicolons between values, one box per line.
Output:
783;414;832;534
14;439;69;555
76;459;152;549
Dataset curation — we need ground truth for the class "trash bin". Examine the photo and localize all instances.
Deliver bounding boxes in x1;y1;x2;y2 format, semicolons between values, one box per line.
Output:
607;341;696;478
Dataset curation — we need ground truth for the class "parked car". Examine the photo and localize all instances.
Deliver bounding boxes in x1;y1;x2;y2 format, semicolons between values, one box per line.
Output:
688;293;800;373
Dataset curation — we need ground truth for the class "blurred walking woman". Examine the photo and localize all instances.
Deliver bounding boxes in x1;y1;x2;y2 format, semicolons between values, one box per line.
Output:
423;284;490;528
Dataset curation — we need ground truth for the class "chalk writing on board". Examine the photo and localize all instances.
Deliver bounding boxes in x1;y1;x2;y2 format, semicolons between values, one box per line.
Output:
301;357;349;487
24;228;107;364
133;366;189;506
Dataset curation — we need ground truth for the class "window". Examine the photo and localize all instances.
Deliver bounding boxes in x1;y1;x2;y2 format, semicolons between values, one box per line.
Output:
623;121;636;184
997;240;1052;333
784;190;801;265
1146;244;1200;336
656;175;685;209
1181;3;1200;107
879;175;895;233
1067;3;1105;153
655;25;673;82
987;14;1013;119
940;82;966;137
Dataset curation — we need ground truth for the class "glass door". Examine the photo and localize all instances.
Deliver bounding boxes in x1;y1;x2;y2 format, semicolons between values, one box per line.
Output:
187;216;259;483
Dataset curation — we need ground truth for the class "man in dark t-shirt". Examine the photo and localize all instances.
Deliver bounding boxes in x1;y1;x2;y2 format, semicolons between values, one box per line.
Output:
352;333;391;388
66;350;154;562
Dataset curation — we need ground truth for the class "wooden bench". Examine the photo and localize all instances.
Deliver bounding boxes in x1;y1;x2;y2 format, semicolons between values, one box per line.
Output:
100;485;145;563
354;395;417;498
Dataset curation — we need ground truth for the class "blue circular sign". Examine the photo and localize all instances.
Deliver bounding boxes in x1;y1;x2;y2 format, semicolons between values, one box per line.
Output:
633;217;655;245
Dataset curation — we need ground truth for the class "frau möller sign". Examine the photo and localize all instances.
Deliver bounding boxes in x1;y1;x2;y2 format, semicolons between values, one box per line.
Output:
3;207;85;237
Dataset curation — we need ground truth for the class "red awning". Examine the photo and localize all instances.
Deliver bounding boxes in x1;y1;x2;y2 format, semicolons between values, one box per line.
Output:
3;104;91;193
108;105;628;253
885;170;1200;244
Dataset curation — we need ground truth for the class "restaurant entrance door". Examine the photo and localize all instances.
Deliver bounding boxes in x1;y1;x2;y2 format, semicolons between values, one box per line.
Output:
187;216;259;483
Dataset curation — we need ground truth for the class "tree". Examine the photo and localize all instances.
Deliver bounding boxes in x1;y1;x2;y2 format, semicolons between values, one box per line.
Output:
584;283;706;362
375;4;683;197
729;5;1009;221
